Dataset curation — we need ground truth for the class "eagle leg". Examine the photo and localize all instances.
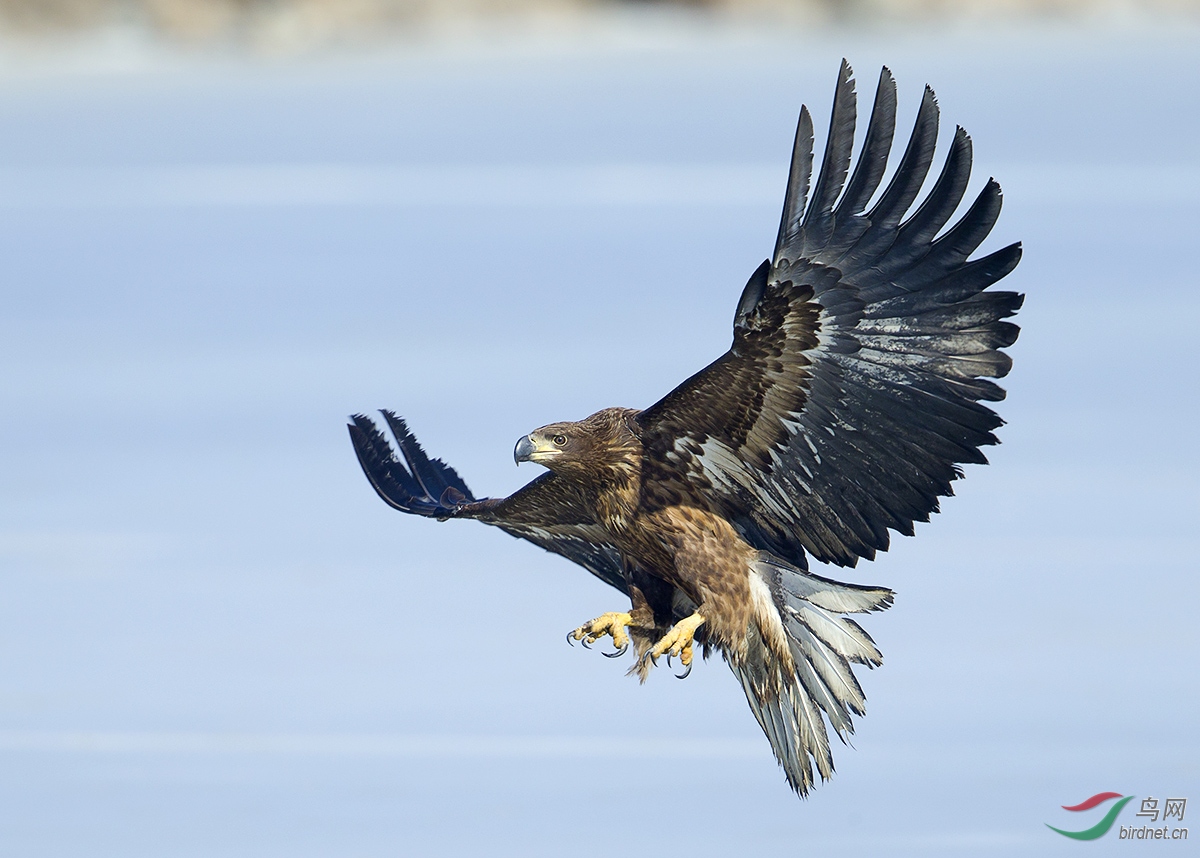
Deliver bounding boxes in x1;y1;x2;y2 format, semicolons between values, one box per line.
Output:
568;612;633;657
640;612;706;675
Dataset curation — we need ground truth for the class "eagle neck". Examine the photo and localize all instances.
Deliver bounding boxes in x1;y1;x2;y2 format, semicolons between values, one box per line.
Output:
567;406;643;536
593;464;640;535
594;414;643;536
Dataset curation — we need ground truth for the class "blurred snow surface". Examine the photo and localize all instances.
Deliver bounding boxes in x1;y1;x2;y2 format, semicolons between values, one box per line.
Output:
0;15;1197;858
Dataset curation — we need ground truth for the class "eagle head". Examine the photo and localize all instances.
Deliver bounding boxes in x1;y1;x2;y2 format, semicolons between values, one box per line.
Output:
513;408;641;478
513;422;591;472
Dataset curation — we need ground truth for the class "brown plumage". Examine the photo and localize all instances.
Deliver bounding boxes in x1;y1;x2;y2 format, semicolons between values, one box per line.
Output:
348;61;1021;796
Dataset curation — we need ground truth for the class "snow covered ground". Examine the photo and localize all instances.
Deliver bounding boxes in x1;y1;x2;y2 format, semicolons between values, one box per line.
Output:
0;17;1197;857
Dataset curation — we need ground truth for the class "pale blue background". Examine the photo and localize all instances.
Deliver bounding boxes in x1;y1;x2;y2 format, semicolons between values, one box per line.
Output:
1;19;1197;856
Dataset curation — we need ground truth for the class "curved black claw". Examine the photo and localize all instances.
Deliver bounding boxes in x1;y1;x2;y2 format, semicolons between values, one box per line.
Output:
581;637;592;650
603;643;628;659
566;631;576;647
675;661;693;680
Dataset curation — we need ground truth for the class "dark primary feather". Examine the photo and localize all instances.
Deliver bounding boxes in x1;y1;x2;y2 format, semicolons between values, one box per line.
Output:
348;411;475;517
638;62;1023;569
349;412;627;593
774;105;814;257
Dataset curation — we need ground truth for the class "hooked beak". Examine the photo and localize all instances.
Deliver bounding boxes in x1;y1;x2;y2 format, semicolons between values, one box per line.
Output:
514;435;537;465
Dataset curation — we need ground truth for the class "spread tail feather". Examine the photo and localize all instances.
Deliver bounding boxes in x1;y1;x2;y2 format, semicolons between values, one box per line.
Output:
729;552;893;796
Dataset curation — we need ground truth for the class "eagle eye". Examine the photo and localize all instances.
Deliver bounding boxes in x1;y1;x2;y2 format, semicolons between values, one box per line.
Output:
552;434;567;446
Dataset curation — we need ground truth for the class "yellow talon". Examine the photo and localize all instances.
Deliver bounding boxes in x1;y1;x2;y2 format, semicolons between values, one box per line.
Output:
649;612;706;666
569;612;633;651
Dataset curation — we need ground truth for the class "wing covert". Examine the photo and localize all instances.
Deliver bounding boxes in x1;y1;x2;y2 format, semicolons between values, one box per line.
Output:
463;472;629;595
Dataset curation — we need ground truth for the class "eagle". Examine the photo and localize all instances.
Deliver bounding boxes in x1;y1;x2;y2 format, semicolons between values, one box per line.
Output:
348;61;1022;796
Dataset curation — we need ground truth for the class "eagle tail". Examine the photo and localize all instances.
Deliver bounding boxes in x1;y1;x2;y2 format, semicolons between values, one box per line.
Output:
728;553;893;796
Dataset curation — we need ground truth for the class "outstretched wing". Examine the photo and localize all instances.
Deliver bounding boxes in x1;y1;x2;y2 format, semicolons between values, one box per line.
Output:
349;412;627;593
638;61;1023;569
